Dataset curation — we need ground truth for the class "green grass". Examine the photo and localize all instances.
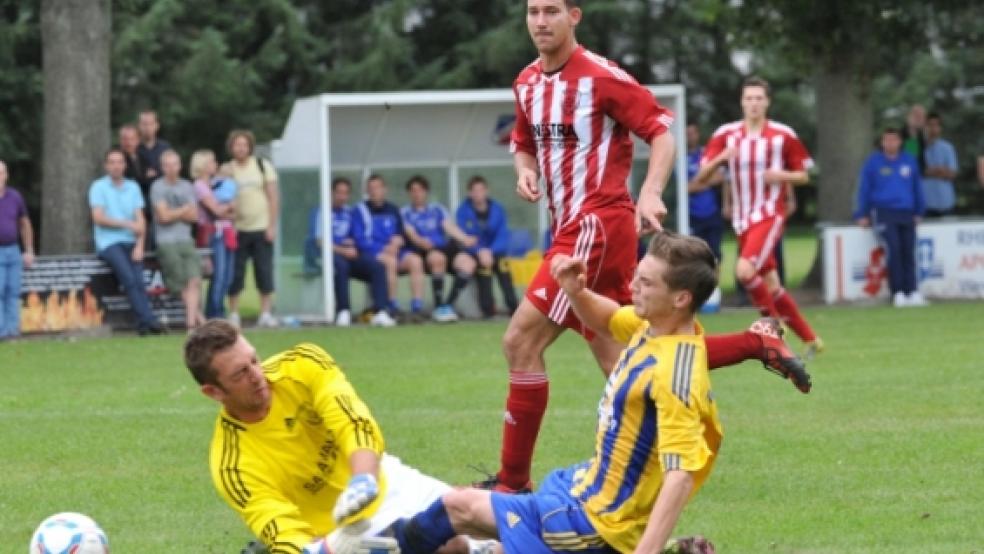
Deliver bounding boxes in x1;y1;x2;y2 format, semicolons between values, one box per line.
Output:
2;302;982;552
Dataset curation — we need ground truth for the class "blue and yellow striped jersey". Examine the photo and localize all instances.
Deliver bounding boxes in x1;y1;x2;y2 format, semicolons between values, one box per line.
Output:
208;343;387;554
570;307;723;553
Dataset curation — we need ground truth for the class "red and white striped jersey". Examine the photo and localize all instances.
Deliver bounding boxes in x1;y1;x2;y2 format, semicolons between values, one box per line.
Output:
510;46;674;233
702;120;813;234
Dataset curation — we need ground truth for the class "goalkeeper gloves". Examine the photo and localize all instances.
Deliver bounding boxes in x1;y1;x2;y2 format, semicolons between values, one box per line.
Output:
333;473;379;523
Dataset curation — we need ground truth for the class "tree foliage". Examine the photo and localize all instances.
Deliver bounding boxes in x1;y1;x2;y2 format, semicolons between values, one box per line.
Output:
2;0;981;251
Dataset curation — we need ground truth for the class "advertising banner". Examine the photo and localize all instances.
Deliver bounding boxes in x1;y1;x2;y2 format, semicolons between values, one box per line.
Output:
822;220;984;304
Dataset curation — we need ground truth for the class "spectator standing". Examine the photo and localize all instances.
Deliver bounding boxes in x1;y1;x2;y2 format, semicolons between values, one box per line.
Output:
854;128;927;308
136;110;171;187
137;110;171;250
452;176;519;318
921;112;959;217
88;149;163;335
118;124;144;184
400;175;477;322
0;160;35;338
191;149;237;319
353;175;426;321
151;150;204;329
901;104;927;173
222;130;279;328
317;178;396;327
685;123;724;311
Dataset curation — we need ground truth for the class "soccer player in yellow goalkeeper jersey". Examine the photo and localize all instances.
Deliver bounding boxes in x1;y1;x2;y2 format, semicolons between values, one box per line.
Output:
183;323;490;554
391;232;725;554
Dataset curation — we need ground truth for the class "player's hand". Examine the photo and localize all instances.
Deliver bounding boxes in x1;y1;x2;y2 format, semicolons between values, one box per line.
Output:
333;474;378;523
516;169;542;202
721;203;732;220
341;246;358;259
265;226;277;243
461;235;478;248
712;147;736;167
22;251;35;268
856;217;870;228
131;244;144;262
550;255;588;296
635;192;667;234
420;238;434;251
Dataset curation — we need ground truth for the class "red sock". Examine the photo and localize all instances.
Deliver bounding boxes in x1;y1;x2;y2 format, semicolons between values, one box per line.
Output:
773;288;817;342
743;275;779;317
497;372;549;489
705;332;761;369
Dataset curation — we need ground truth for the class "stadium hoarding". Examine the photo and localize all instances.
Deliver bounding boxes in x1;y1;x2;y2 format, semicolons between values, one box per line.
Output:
822;219;984;303
18;253;189;334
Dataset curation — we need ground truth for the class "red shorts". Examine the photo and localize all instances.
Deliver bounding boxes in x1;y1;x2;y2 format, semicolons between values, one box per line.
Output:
737;216;785;275
526;209;637;338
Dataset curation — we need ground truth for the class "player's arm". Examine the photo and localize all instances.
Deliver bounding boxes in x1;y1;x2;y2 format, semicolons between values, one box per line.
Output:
297;344;386;523
766;134;812;186
402;219;429;249
513;150;541;202
763;167;808;186
442;218;476;247
633;469;694;554
688;165;723;193
550;255;619;340
264;165;280;242
636;132;675;232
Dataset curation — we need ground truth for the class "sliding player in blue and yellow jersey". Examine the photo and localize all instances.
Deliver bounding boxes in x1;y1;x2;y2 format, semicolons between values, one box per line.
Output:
183;322;493;554
391;232;725;554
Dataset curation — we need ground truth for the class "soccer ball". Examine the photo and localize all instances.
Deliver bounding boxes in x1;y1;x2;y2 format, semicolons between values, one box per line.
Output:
29;512;109;554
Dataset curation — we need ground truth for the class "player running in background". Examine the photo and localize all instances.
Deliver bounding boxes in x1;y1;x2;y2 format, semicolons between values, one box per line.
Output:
482;0;811;494
694;77;824;357
401;175;478;322
183;321;493;554
392;232;723;554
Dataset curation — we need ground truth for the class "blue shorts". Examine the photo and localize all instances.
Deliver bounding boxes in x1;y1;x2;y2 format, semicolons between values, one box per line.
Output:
490;464;616;554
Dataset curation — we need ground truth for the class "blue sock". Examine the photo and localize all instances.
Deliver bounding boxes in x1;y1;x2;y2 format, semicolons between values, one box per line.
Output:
389;299;401;312
392;499;456;554
410;298;423;313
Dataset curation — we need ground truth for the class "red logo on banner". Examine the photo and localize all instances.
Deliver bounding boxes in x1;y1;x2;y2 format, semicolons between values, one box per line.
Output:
863;247;888;296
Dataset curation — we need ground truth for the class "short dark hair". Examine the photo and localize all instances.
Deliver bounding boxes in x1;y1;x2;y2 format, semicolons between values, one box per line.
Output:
741;76;771;98
564;0;581;7
882;126;902;137
104;147;126;161
184;319;239;386
332;177;352;191
646;232;718;313
927;112;942;123
406;175;430;191
366;173;385;185
466;175;488;190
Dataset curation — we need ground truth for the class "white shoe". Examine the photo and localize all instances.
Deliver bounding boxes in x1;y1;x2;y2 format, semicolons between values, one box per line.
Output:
370;311;397;327
257;312;280;328
228;312;241;329
892;292;909;308
335;310;352;327
907;291;929;307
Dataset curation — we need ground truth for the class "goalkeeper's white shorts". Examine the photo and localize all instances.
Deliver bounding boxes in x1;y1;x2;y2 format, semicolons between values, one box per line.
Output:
328;453;451;542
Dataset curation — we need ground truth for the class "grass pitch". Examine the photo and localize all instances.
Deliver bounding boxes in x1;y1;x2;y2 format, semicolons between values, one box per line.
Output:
1;302;982;553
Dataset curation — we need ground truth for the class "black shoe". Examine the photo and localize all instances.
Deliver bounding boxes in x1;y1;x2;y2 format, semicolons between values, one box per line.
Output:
241;540;269;554
470;468;533;494
138;322;166;336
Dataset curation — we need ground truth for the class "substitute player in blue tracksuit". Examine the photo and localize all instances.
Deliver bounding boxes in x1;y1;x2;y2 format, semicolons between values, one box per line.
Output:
685;123;724;312
452;176;519;318
855;127;927;308
401;175;479;322
354;175;427;319
314;178;396;327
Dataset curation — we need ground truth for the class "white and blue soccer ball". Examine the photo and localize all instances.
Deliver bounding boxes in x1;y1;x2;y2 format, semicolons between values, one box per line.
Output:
29;512;109;554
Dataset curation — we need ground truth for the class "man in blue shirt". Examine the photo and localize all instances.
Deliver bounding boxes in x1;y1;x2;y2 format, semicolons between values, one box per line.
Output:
401;175;478;322
685;123;724;312
855;127;928;308
452;176;519;318
88;148;163;334
314;178;396;327
921;112;958;217
353;175;426;320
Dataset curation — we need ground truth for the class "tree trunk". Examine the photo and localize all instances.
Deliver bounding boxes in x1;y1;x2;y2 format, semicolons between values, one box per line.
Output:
801;64;872;288
40;0;111;255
